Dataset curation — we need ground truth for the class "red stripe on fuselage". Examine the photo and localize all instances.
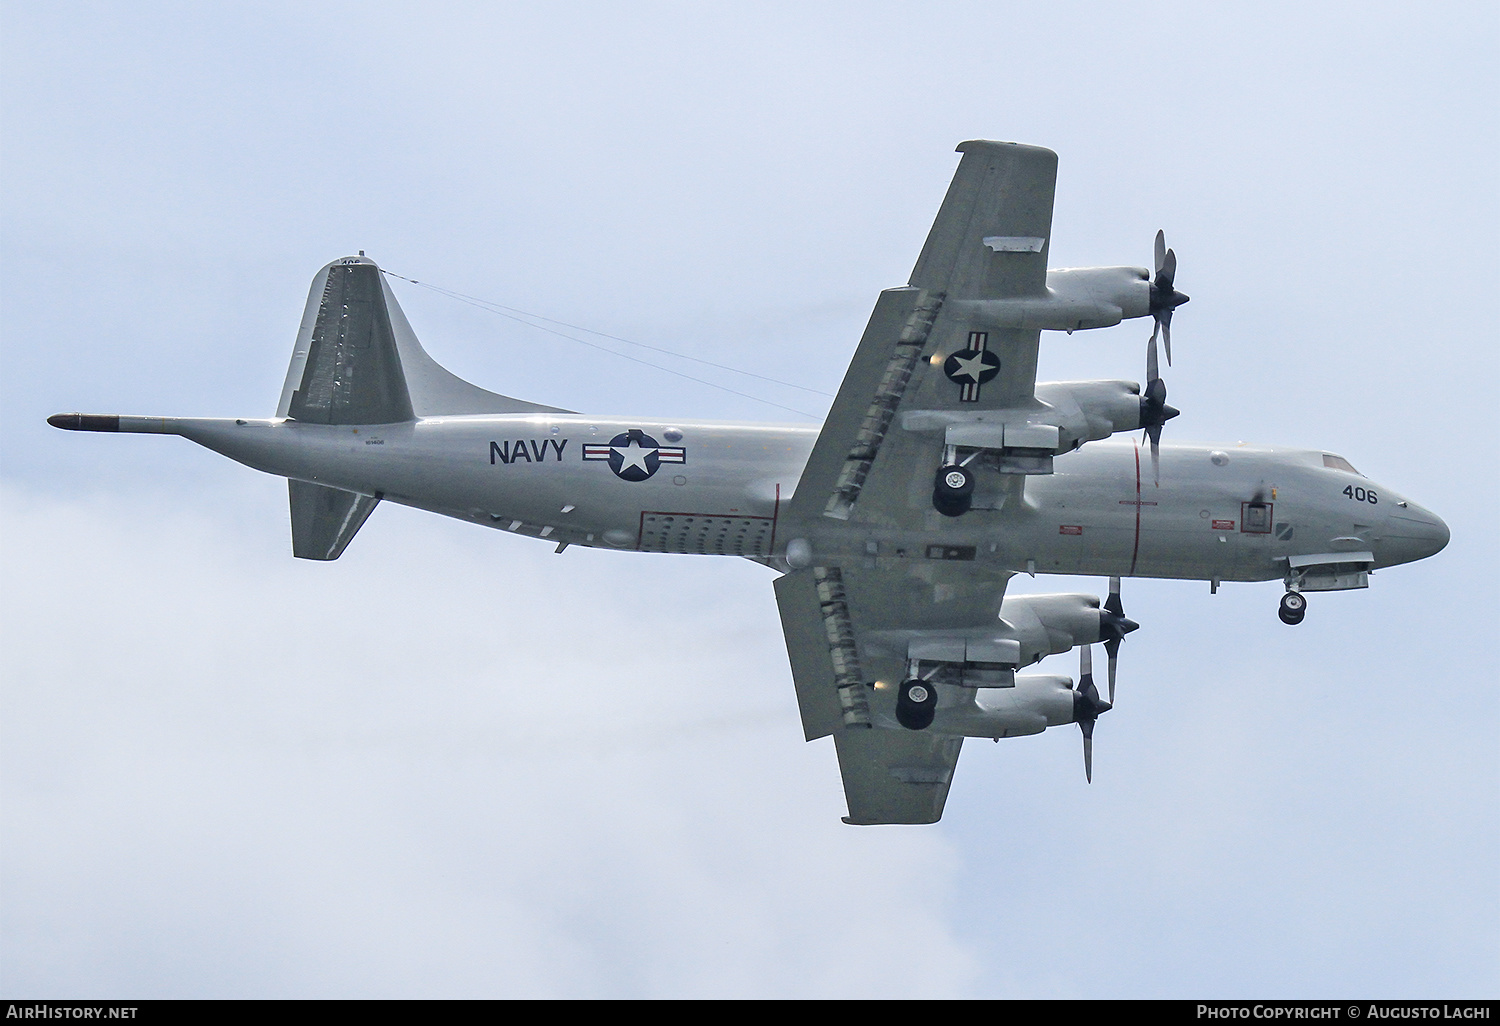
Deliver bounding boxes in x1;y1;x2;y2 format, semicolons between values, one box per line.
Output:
1129;441;1142;577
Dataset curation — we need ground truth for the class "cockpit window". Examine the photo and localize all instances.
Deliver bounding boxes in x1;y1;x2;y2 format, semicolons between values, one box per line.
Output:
1322;453;1362;475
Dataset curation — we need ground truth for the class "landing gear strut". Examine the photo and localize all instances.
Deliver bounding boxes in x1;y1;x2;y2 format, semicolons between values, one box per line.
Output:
896;679;937;730
932;465;974;518
1278;590;1307;625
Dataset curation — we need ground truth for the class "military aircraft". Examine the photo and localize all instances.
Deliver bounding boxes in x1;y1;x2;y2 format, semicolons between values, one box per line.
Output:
49;141;1448;825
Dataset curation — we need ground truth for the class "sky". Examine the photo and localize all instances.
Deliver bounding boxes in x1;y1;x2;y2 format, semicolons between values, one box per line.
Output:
2;1;1496;999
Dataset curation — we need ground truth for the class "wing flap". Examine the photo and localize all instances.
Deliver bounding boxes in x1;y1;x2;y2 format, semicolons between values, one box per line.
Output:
773;568;848;742
786;287;936;523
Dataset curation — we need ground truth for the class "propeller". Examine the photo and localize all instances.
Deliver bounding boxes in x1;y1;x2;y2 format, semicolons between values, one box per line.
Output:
1140;231;1188;484
1140;331;1180;485
1149;229;1190;366
1072;644;1112;783
1099;576;1139;706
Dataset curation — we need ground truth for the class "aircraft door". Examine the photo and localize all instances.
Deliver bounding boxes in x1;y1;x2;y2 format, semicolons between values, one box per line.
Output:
1237;499;1277;577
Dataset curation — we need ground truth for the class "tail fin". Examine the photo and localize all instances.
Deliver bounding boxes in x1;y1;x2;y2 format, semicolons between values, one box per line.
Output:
278;255;568;559
276;255;570;423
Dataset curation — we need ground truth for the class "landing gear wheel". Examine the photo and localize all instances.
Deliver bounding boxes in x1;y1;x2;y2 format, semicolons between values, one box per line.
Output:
932;465;974;518
1278;591;1307;625
896;679;938;731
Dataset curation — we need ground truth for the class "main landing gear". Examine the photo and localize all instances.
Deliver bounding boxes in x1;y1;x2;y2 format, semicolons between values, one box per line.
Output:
932;465;974;518
896;679;938;730
1278;590;1307;626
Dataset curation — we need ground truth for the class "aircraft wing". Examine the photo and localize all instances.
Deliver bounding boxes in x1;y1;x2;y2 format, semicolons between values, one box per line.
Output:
787;141;1058;529
774;560;1011;824
773;142;1052;823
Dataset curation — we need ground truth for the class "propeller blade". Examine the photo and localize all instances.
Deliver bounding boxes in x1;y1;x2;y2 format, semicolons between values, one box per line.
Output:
1073;644;1110;783
1102;578;1127;705
1147;423;1162;485
1105;576;1124;617
1146;331;1160;384
1148;232;1185;368
1103;636;1120;705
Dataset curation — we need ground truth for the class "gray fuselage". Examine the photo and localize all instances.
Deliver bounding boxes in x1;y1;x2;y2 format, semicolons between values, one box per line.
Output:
161;412;1449;583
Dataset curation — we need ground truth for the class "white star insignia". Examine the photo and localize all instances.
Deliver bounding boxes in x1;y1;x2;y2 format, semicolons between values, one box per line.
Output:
613;438;655;473
950;351;993;383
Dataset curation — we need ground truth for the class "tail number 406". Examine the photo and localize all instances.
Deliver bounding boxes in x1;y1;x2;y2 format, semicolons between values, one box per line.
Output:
1344;485;1378;504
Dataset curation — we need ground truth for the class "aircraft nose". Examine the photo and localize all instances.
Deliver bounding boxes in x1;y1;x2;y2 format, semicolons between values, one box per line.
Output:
1385;504;1450;564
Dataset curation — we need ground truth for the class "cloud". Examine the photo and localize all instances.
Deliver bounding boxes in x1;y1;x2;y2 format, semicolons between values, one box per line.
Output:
1;484;978;997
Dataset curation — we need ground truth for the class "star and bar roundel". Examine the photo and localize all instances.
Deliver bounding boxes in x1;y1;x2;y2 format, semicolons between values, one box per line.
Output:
583;429;686;482
943;331;1000;402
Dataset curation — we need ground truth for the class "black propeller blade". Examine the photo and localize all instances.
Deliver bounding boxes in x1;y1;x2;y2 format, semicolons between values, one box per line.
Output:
1099;576;1139;706
1141;231;1187;484
1072;644;1112;783
1140;332;1180;485
1149;229;1190;366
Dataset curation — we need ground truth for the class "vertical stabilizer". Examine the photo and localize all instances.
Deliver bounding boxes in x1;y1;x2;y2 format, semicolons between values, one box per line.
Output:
282;259;413;424
277;256;570;422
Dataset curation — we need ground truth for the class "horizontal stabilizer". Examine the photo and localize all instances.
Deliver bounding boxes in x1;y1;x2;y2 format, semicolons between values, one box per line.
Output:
289;480;379;560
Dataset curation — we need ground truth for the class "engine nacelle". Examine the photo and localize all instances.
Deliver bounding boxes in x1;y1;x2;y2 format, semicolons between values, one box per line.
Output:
901;380;1146;471
923;674;1076;738
998;592;1112;666
953;266;1151;332
893;592;1115;686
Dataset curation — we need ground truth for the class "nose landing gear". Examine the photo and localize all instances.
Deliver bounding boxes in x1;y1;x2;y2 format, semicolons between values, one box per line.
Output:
1278;590;1307;625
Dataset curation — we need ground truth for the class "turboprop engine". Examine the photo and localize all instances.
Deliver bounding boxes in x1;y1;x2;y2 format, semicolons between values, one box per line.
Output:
954;266;1151;332
901;648;1115;781
904;378;1160;453
921;674;1076;739
896;587;1139;691
996;591;1136;666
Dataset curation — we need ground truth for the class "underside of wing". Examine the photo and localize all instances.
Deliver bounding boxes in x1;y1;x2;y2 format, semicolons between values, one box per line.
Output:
787;142;1058;529
834;729;963;826
774;560;1010;825
911;141;1058;301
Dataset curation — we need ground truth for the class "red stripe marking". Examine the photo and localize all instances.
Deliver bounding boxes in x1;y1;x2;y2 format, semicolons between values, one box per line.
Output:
1128;441;1142;577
